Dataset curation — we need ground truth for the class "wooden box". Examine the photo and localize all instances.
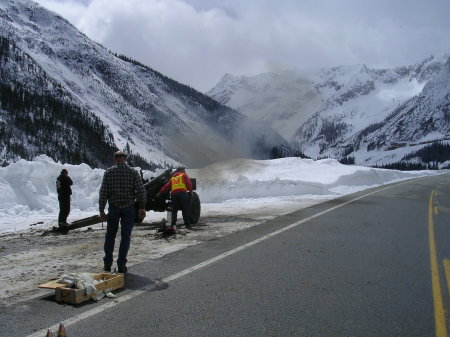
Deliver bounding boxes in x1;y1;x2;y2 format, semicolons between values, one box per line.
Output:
39;273;124;304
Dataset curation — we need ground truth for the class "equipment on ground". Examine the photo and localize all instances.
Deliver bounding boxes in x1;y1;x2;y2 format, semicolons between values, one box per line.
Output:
38;272;124;304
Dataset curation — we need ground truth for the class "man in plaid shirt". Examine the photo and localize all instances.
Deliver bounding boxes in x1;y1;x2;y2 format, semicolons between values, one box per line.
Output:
99;151;146;274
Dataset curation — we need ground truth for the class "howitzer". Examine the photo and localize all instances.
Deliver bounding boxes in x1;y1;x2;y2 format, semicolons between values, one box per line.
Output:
48;168;201;234
140;167;201;223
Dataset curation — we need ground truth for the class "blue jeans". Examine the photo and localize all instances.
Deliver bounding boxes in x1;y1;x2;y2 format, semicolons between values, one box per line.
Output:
171;192;190;226
103;203;135;268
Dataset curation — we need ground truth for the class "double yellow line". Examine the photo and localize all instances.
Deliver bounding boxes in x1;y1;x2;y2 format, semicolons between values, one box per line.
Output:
429;190;448;337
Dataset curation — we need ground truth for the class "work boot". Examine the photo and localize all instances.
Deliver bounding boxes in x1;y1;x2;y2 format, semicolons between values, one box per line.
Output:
58;222;68;228
118;265;128;274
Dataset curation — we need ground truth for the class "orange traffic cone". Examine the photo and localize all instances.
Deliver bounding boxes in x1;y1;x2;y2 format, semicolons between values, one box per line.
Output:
57;322;66;337
46;329;54;337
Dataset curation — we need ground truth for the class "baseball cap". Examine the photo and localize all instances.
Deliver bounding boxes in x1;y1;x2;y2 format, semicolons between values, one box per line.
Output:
114;151;127;159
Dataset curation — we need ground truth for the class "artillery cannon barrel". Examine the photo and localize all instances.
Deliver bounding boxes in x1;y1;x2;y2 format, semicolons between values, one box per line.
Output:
143;168;172;190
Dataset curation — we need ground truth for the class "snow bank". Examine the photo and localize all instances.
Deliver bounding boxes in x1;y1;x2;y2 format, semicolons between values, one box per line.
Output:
0;155;440;234
0;155;104;215
191;158;436;202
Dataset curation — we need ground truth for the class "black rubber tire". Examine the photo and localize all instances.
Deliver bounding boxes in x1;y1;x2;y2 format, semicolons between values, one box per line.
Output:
189;192;201;224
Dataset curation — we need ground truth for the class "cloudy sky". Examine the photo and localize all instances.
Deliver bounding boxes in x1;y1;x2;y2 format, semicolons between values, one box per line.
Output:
34;0;449;92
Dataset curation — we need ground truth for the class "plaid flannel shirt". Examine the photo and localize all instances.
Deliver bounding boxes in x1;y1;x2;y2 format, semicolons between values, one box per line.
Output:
99;163;146;212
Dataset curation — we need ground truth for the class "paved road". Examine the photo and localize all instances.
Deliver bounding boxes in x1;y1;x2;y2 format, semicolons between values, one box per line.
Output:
4;172;449;337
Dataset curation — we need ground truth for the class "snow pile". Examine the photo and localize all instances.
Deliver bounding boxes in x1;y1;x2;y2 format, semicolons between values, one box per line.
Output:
0;155;104;214
192;157;435;202
0;155;440;234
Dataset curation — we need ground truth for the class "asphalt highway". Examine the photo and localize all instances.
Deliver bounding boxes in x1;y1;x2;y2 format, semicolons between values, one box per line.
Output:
4;172;449;337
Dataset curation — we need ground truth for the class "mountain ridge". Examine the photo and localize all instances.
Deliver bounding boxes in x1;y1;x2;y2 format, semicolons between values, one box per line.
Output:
207;54;450;167
0;0;288;169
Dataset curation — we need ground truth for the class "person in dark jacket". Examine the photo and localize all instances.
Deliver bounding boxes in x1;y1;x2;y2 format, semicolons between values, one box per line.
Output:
158;167;193;233
99;151;146;274
56;169;73;227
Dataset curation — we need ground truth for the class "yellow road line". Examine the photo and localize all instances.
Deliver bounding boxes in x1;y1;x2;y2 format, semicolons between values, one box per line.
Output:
443;259;450;295
429;190;448;337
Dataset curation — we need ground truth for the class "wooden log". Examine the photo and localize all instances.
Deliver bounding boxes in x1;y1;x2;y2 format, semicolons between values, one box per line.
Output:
46;215;104;234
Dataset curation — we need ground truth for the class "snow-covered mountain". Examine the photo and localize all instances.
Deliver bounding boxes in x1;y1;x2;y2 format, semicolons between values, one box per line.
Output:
207;55;450;167
0;0;288;169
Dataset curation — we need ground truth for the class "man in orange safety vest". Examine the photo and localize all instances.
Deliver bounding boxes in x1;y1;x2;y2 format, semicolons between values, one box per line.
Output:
159;167;193;233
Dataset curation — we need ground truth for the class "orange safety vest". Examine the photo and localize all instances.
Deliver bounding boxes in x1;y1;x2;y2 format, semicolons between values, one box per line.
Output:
171;173;187;192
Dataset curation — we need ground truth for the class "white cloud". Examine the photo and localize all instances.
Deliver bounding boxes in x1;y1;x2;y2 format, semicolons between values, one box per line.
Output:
34;0;450;92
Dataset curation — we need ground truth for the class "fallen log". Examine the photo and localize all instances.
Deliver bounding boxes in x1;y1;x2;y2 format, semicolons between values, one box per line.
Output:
44;215;103;235
44;215;167;235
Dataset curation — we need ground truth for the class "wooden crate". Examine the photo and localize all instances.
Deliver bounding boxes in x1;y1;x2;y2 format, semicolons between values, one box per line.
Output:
39;273;124;304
